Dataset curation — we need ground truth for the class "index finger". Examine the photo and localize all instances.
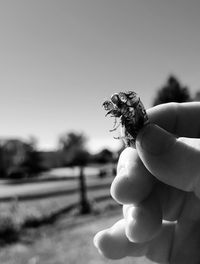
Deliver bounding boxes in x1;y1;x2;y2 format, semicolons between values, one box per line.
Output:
147;102;200;137
111;102;200;204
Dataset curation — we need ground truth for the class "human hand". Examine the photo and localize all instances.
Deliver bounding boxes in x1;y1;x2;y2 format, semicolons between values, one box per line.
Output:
94;102;200;264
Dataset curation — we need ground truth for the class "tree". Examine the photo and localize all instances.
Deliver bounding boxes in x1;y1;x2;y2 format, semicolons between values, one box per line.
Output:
193;91;200;101
93;148;114;164
153;75;191;106
0;138;44;179
58;132;89;166
21;146;45;177
58;132;91;214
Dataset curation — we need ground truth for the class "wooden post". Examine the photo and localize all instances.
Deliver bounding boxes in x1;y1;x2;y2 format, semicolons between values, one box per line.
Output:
79;166;91;214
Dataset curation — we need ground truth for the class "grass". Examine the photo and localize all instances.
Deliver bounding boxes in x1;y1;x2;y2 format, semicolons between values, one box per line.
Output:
0;170;156;264
0;199;156;264
0;209;154;264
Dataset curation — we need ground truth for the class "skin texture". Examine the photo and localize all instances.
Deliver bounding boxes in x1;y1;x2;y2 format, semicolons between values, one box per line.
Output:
94;102;200;264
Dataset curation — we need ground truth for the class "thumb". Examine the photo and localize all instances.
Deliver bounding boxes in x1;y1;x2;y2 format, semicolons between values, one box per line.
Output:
136;124;200;197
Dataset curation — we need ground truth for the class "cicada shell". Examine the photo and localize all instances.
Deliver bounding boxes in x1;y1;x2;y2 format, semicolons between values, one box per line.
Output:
103;91;149;147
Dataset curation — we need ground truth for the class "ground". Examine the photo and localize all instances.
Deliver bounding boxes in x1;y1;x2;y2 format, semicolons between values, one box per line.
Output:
0;207;155;264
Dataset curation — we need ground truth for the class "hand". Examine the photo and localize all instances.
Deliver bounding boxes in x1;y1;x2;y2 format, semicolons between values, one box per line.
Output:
94;102;200;264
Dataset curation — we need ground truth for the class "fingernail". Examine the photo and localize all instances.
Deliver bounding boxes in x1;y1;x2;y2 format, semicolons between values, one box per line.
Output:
137;124;175;155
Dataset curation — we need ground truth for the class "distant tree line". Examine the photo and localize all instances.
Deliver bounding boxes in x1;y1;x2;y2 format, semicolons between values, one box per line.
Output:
1;74;200;180
0;133;116;179
153;74;200;106
0;139;45;179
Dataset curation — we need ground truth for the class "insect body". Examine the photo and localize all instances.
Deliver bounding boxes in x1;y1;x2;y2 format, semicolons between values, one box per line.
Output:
103;91;148;147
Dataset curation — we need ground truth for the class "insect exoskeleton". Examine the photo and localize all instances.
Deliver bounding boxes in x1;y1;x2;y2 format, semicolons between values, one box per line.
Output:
102;100;114;111
110;93;121;106
126;107;135;118
118;92;128;103
103;90;149;148
127;91;140;106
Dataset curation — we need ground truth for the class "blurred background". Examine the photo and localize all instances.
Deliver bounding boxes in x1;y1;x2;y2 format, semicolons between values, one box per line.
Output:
0;0;200;263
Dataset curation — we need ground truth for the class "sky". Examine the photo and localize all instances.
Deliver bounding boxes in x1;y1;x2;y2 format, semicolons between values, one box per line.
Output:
0;0;200;153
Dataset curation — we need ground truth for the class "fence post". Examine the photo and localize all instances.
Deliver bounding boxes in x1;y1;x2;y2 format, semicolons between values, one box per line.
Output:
79;166;91;214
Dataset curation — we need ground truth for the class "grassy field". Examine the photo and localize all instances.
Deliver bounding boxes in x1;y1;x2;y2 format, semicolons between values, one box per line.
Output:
0;200;156;264
0;169;156;264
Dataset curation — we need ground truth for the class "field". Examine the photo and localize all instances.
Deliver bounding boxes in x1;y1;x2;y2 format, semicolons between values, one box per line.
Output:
0;167;156;264
0;204;155;264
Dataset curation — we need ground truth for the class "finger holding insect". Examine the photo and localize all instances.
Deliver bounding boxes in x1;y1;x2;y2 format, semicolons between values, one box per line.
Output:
111;147;155;204
103;91;154;204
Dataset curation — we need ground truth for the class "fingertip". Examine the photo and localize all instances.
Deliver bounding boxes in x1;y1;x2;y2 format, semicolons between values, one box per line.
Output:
93;230;104;249
117;147;136;172
111;153;155;204
94;218;151;259
93;228;117;258
93;230;111;258
110;168;134;204
93;221;128;259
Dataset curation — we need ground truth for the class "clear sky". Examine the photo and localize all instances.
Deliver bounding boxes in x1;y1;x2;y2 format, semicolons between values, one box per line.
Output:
0;0;200;153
